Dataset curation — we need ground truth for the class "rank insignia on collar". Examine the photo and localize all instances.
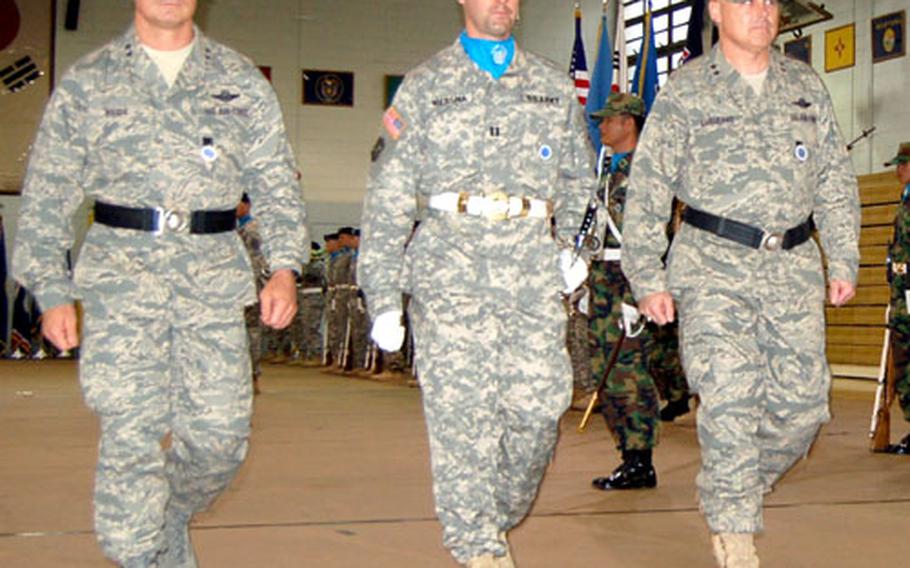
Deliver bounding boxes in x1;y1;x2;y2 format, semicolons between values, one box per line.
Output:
212;90;240;102
792;97;812;109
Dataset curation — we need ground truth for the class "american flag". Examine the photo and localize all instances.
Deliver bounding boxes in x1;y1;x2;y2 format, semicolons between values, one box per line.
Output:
569;7;589;105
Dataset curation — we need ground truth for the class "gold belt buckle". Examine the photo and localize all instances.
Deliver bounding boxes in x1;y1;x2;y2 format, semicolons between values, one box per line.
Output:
486;191;511;221
894;262;908;275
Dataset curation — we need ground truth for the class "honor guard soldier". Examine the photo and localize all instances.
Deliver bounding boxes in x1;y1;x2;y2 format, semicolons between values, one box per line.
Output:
297;242;327;362
621;0;860;566
346;229;372;369
884;142;910;455
322;232;341;365
237;193;269;394
358;1;593;565
587;93;663;491
12;0;307;565
333;227;357;369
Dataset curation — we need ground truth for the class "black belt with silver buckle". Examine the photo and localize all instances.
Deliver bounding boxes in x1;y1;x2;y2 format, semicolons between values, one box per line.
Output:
682;206;814;251
94;201;236;234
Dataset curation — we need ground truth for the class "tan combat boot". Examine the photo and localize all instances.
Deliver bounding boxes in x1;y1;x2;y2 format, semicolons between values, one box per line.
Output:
465;554;499;568
497;532;515;567
711;533;759;568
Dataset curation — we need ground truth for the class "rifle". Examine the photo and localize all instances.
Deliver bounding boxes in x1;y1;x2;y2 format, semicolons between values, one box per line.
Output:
578;328;626;433
321;287;335;365
321;310;331;365
339;304;353;371
366;341;382;374
846;126;876;152
870;305;896;451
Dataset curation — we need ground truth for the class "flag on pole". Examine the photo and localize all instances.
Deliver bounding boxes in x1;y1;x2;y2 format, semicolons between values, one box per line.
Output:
569;5;590;105
682;0;708;63
613;0;627;92
585;3;614;150
0;215;7;353
632;1;658;113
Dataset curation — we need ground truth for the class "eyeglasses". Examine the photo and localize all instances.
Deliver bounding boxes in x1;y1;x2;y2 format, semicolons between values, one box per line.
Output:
724;0;779;6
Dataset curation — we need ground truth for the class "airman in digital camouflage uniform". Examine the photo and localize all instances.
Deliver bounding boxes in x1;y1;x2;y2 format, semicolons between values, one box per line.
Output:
884;142;910;455
621;1;859;566
12;1;306;565
357;1;593;565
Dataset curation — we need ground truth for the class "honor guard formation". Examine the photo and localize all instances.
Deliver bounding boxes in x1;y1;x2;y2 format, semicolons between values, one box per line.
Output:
1;0;908;567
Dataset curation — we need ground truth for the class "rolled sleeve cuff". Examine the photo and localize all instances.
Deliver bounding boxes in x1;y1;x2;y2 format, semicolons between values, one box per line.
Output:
268;253;305;277
366;290;402;319
627;270;669;304
32;280;75;312
826;259;858;287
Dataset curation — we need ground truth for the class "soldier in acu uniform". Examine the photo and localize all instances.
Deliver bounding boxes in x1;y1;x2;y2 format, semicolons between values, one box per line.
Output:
883;142;910;455
358;1;593;565
12;0;307;565
621;0;859;566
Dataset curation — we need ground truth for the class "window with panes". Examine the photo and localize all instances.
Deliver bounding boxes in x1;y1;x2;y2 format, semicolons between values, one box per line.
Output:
623;0;694;89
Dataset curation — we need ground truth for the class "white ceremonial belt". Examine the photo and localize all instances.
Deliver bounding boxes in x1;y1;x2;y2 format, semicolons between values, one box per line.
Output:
427;191;553;221
594;248;622;262
301;287;323;295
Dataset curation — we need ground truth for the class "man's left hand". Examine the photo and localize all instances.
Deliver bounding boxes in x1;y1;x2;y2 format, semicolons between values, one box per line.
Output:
828;279;855;307
260;269;298;329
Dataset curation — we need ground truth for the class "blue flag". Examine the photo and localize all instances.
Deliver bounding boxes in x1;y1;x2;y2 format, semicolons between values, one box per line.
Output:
682;0;711;64
632;2;659;113
584;10;613;150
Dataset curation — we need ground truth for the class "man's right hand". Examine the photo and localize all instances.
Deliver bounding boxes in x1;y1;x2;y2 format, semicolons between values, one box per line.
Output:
42;303;79;351
638;291;675;325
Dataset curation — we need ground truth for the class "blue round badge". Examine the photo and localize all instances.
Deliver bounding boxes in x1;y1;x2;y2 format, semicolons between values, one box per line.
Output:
201;146;218;162
492;44;508;66
539;144;553;161
794;142;808;162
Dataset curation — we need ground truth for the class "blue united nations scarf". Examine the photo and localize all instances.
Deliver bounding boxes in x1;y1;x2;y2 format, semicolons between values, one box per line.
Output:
610;152;630;174
460;30;515;80
903;183;910;203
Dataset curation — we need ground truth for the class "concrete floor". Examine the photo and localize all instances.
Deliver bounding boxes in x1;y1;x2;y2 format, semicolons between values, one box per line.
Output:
0;360;908;567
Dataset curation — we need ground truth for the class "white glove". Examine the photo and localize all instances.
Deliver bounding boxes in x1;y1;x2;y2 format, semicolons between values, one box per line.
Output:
620;302;644;337
370;310;406;352
577;288;590;316
559;249;588;294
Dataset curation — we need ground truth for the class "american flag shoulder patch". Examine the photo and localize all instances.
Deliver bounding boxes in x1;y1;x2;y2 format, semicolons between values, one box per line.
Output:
383;106;405;140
